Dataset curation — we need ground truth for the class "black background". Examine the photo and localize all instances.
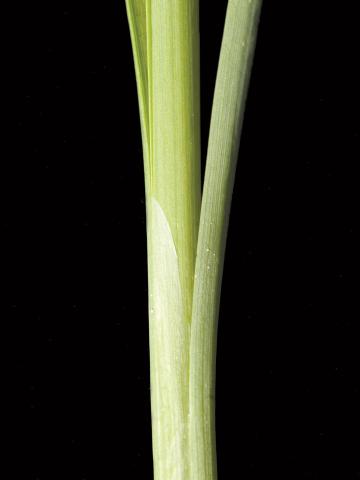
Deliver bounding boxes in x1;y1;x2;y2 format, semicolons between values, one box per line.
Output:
5;1;359;479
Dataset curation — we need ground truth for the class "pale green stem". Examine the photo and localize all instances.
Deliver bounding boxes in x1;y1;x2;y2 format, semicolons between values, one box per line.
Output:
145;2;201;479
125;0;262;479
189;1;262;479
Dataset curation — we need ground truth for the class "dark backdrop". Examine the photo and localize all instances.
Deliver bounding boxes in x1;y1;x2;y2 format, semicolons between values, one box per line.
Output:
6;1;359;479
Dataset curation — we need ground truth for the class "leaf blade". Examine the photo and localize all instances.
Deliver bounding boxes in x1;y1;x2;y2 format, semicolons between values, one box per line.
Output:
189;2;263;479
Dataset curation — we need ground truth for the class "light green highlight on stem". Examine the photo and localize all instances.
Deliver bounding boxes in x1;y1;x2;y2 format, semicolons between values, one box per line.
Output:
147;196;190;479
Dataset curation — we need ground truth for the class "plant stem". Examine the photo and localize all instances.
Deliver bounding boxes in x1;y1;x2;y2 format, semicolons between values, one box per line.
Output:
130;1;201;479
125;1;262;479
189;1;262;479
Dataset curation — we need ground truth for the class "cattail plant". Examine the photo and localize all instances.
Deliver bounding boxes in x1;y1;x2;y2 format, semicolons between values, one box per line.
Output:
125;1;262;479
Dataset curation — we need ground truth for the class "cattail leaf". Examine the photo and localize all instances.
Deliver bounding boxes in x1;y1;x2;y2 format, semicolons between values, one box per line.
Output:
189;2;263;479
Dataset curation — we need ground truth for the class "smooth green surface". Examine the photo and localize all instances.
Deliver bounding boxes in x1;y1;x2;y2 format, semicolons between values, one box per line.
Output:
126;1;201;479
126;0;262;479
189;1;262;479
